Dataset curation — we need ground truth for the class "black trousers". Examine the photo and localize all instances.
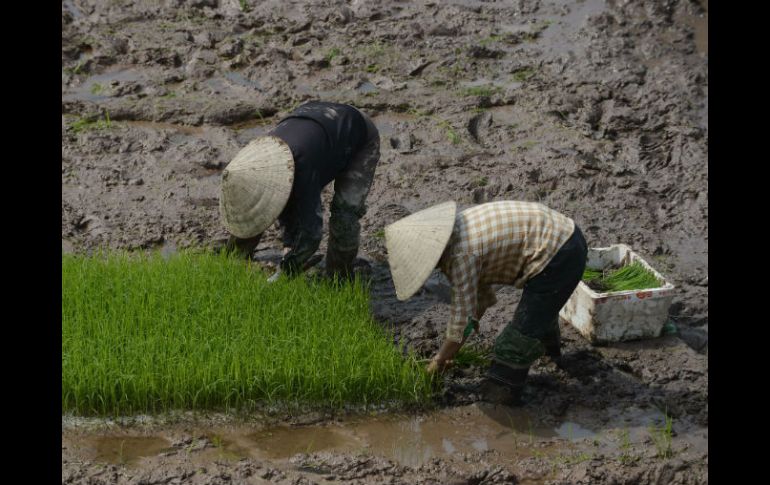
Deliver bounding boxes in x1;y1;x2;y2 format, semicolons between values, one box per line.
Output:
491;225;588;369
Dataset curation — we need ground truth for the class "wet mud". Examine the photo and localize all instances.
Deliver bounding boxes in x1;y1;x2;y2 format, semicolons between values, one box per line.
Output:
62;0;708;483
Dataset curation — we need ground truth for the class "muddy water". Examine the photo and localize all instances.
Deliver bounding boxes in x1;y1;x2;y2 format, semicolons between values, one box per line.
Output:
679;1;708;55
535;0;609;56
63;0;84;20
122;120;205;135
64;402;701;469
62;67;145;102
85;436;172;465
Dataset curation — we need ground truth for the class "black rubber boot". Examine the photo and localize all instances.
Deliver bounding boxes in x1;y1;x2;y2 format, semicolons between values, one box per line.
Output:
544;342;562;359
480;362;530;405
487;362;529;386
542;319;562;359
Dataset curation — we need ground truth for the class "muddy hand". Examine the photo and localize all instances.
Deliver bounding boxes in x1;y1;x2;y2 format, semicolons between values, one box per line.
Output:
427;357;454;374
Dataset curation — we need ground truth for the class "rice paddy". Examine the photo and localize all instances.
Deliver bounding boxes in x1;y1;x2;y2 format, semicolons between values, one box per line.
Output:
62;251;435;416
582;261;661;292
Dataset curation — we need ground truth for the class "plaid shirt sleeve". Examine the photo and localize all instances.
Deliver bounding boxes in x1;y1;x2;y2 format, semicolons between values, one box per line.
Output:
446;252;483;343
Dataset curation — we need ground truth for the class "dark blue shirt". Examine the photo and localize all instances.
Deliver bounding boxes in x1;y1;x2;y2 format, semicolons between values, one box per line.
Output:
269;102;368;273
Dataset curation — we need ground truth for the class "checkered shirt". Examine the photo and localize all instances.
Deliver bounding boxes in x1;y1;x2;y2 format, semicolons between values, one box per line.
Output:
438;201;575;342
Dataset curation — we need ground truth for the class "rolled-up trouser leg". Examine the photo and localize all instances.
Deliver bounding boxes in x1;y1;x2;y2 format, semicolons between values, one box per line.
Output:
327;113;380;277
491;226;588;377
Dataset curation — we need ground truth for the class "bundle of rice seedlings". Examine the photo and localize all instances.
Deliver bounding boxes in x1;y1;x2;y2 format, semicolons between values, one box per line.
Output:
582;261;660;292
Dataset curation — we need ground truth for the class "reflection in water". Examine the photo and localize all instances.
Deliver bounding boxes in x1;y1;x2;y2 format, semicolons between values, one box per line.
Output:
93;436;171;465
78;404;692;468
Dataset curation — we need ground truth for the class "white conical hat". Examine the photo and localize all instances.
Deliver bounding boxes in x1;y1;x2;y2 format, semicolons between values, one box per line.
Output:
385;201;457;301
219;136;295;239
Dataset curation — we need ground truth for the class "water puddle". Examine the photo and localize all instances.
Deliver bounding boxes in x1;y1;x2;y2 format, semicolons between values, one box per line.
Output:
356;81;378;94
245;426;359;459
485;105;529;128
675;0;708;55
295;82;344;99
92;436;172;465
372;112;416;138
230;118;270;144
693;17;707;56
65;402;709;472
203;71;263;95
122;121;204;136
462;78;522;92
63;0;85;20
697;98;707;131
533;0;608;56
223;71;263;91
71;404;602;468
62;68;144;102
553;421;595;440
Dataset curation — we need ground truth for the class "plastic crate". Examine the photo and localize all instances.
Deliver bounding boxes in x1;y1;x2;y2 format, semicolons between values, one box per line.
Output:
559;244;675;343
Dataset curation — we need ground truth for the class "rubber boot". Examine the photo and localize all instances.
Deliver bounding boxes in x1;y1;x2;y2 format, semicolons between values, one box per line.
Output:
542;319;562;360
480;362;530;405
543;338;562;359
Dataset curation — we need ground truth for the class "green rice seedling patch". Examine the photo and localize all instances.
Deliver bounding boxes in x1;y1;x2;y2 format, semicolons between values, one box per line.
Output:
70;112;113;133
648;412;674;459
62;251;434;416
582;261;661;292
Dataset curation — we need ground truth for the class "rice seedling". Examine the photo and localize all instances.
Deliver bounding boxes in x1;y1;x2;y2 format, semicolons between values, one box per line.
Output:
582;261;661;292
554;451;593;465
437;120;461;144
512;68;536;82
602;262;660;291
462;85;500;97
65;60;85;75
325;47;341;63
618;428;635;464
478;34;503;46
453;344;491;368
581;268;603;282
648;413;674;459
70;112;113;133
62;251;435;416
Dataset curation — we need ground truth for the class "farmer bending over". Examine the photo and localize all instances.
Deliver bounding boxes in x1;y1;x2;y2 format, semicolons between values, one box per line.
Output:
219;101;380;278
384;200;587;403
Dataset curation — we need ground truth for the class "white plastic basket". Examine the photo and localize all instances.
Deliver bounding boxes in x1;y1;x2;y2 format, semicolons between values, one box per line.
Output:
559;244;675;344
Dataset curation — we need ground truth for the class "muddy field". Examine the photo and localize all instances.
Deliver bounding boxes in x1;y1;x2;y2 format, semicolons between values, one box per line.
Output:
62;0;708;483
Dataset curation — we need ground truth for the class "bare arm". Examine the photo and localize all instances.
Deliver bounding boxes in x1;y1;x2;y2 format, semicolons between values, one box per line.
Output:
427;338;465;374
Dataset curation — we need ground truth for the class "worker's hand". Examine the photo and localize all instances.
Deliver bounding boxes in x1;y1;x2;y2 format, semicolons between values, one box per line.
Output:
426;356;454;374
225;234;262;259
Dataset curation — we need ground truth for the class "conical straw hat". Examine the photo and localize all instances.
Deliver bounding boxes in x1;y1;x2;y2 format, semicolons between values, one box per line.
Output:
385;201;457;301
219;136;295;239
